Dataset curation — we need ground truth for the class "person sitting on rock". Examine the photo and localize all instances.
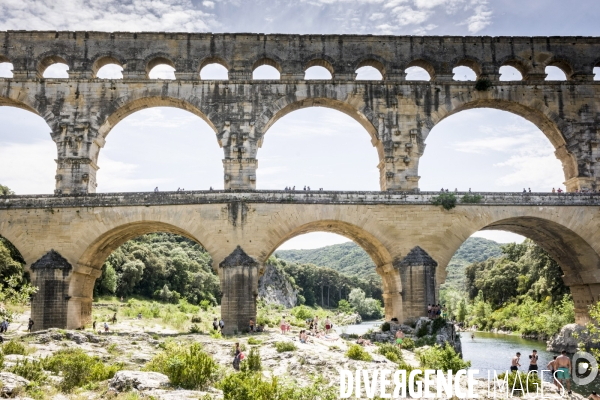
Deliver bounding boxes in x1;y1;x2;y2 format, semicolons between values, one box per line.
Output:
356;335;371;346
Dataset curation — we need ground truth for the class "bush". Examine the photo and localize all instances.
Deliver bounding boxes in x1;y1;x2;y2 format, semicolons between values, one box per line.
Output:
0;350;3;369
145;343;218;390
415;335;436;348
247;337;262;345
42;348;122;392
291;305;313;321
401;337;415;350
210;330;222;339
416;322;430;338
495;371;540;396
461;193;483;204
431;318;446;334
431;192;457;210
337;300;354;313
417;343;471;371
189;324;202;334
199;299;211;311
274;342;296;353
346;344;373;361
241;347;262;372
377;343;403;363
10;359;47;383
381;322;390;332
191;315;202;323
3;340;27;355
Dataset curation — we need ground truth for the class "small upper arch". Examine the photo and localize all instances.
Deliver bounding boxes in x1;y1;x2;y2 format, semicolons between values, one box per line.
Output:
354;57;386;76
544;58;574;80
37;54;71;78
198;56;231;73
453;58;482;78
405;58;435;81
0;55;12;78
144;54;176;79
91;55;126;78
0;55;10;64
252;57;283;74
252;57;282;80
303;56;335;78
498;57;530;78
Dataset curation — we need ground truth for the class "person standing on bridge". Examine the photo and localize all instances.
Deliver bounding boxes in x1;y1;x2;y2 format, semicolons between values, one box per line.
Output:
154;187;159;192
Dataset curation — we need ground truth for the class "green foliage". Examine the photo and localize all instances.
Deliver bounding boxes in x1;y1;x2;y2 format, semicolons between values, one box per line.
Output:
275;341;296;353
495;371;540;396
401;337;415;350
415;322;430;338
247;337;262;345
10;359;47;383
210;330;222;339
346;344;373;361
581;301;600;359
442;237;503;291
219;371;337;400
417;343;471;371
291;305;314;320
0;184;14;196
475;78;493;91
3;340;27;355
337;299;354;313
460;193;483;204
199;299;212;310
145;342;218;390
348;288;383;319
94;233;220;306
241;347;262;372
431;317;446;334
431;192;457;210
377;343;403;363
0;350;4;369
42;348;122;392
189;323;202;333
414;336;436;348
380;322;390;332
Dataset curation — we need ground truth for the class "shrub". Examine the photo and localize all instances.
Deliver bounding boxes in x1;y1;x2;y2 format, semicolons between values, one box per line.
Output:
191;315;202;323
495;371;540;396
377;343;403;363
337;299;354;313
247;337;262;345
0;350;3;369
3;340;27;355
431;192;457;210
10;358;47;383
401;337;415;350
346;344;373;361
210;330;222;339
381;322;391;332
42;348;122;392
275;341;296;353
461;193;483;204
291;305;313;321
416;322;430;338
415;335;436;348
431;318;446;334
475;78;493;91
417;343;471;371
199;300;211;311
190;324;202;334
241;347;262;372
145;343;218;390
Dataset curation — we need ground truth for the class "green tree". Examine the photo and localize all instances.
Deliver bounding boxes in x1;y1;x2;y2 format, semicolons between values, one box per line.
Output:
0;184;14;196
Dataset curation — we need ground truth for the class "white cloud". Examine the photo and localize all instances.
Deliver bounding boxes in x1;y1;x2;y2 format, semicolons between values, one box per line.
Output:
462;2;492;33
96;157;170;192
369;12;385;20
203;1;215;8
392;6;431;26
414;0;447;9
383;0;409;8
0;0;216;32
0;141;56;194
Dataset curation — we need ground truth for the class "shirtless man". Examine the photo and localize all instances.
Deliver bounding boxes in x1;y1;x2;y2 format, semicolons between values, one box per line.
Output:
324;316;332;334
547;356;559;387
528;349;539;372
555;350;572;394
395;329;405;349
588;391;600;400
511;352;521;372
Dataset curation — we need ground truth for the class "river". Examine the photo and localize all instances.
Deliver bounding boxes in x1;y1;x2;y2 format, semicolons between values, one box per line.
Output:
462;331;599;395
339;323;600;395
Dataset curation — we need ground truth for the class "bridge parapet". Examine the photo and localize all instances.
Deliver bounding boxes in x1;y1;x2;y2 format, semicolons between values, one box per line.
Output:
2;190;600;209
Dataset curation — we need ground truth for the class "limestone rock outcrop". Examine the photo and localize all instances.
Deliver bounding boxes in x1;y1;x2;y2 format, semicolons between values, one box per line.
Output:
258;263;298;308
109;371;170;392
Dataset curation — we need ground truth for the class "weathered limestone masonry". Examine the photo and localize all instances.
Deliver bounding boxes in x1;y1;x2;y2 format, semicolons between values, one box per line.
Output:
2;190;600;333
1;32;600;194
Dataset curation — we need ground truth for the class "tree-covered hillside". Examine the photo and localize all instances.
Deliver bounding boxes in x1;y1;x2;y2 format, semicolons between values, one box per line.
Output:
276;237;503;288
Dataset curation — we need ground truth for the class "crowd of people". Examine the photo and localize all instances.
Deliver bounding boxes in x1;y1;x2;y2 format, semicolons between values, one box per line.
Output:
427;303;447;319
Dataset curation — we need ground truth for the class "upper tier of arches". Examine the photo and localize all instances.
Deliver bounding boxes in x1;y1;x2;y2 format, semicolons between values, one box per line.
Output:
1;33;599;82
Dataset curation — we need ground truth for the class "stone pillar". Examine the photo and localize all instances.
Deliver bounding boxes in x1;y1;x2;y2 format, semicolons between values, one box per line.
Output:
396;246;438;324
55;158;98;195
380;126;422;191
219;246;261;334
570;283;600;325
29;250;73;331
378;263;404;322
223;158;257;190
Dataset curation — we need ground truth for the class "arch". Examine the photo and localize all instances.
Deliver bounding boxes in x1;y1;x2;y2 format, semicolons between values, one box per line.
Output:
454;58;482;78
428;97;578;182
499;58;529;79
252;57;282;74
0;55;9;64
0;56;11;78
405;59;435;80
145;55;176;79
77;221;211;274
0;95;40;115
545;58;573;80
304;58;335;76
545;66;568;81
354;58;386;79
97;96;218;139
91;55;125;78
199;56;230;80
257;95;384;160
38;55;70;78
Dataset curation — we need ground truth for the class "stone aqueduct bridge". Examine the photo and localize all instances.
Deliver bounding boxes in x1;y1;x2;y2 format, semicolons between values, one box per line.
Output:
1;32;600;332
2;191;600;333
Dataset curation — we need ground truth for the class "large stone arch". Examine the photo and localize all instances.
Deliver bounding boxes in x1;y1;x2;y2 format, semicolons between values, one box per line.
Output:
255;91;384;161
426;208;600;324
421;94;579;184
256;216;404;321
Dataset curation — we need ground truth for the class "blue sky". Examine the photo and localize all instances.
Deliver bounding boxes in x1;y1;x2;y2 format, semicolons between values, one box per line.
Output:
0;0;599;249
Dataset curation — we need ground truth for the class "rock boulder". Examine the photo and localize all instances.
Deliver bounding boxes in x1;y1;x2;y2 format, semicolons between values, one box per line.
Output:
109;370;170;392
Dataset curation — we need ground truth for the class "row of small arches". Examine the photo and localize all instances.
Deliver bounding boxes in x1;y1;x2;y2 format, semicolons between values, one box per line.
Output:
1;57;600;82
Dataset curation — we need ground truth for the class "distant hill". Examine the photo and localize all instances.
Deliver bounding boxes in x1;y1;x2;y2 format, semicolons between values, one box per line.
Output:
275;236;503;288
